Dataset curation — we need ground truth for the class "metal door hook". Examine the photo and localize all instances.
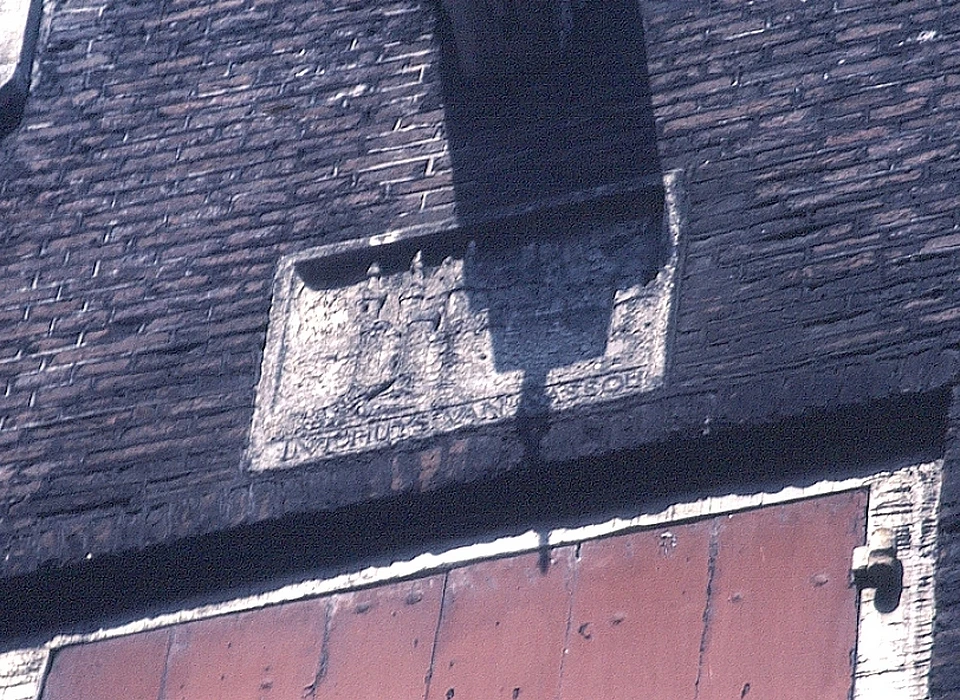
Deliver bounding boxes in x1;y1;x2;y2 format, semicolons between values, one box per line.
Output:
851;528;903;612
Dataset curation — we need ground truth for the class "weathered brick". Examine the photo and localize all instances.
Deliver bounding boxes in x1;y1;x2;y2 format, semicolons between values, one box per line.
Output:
0;3;959;691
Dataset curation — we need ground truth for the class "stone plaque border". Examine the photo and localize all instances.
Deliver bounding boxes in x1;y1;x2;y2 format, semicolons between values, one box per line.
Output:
247;171;685;471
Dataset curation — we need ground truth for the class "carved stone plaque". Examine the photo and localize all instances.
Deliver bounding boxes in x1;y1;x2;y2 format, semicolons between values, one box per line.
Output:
248;175;682;470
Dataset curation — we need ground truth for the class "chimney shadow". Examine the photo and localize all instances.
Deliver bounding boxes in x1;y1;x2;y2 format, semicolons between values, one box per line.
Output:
434;0;663;222
432;0;667;451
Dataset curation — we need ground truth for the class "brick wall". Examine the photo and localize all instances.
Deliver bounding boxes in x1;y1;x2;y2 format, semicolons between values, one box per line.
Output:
1;0;960;689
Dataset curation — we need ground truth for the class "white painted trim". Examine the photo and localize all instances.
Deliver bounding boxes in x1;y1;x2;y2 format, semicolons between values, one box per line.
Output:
0;0;43;128
853;462;941;700
0;461;941;700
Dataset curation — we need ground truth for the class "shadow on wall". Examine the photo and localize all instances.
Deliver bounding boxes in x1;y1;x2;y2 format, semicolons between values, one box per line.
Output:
434;0;663;221
432;0;666;442
1;389;946;643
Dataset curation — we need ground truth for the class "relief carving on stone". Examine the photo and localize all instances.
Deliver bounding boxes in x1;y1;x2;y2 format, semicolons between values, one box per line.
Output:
248;174;683;470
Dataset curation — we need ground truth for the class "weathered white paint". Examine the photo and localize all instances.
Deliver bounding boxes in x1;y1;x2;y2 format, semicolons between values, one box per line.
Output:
0;0;31;79
853;462;941;700
0;0;42;115
0;460;941;699
0;650;47;700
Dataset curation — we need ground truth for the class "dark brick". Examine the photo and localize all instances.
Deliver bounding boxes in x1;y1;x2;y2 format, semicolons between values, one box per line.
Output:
1;1;959;692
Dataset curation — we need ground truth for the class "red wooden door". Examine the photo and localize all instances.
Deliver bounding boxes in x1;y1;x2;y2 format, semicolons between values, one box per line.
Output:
42;490;866;700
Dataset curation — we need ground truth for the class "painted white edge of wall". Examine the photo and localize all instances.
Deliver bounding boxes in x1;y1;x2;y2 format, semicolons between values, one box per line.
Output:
0;0;43;124
854;461;941;700
0;459;942;700
0;0;32;84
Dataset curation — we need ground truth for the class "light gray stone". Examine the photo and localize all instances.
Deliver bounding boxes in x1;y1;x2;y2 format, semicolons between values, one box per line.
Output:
0;0;42;131
248;174;684;470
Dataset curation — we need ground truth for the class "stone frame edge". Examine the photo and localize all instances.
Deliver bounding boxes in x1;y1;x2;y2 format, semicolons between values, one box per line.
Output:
245;170;685;472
